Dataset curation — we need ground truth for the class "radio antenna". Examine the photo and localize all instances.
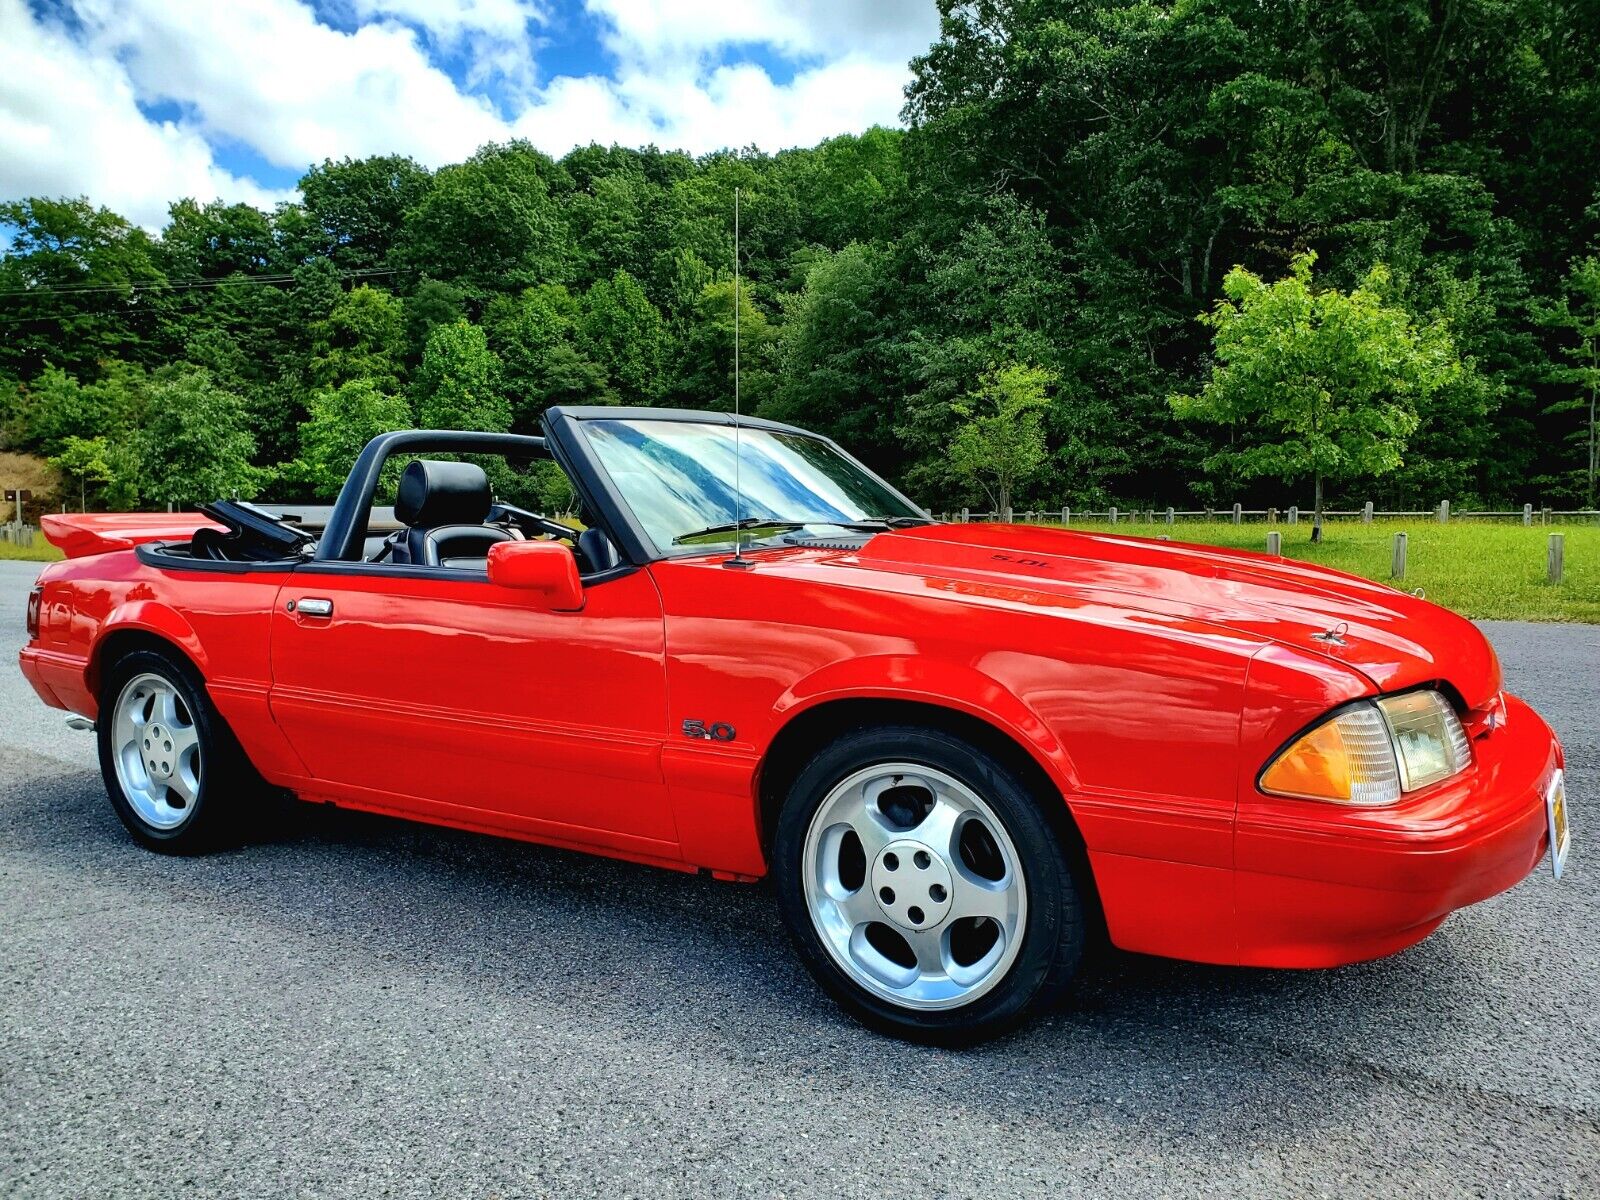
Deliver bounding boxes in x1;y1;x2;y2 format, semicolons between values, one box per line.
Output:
726;186;752;569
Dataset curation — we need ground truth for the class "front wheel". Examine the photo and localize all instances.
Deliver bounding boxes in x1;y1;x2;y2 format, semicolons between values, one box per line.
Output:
773;725;1085;1044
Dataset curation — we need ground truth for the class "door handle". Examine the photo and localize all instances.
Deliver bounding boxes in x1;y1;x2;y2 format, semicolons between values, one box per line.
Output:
289;597;334;618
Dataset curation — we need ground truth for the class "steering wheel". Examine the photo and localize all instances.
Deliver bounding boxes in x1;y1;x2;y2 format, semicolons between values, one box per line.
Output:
487;502;576;543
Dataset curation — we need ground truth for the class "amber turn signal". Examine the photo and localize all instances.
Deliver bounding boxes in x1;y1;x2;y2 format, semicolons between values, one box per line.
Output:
1261;704;1402;806
1261;690;1473;806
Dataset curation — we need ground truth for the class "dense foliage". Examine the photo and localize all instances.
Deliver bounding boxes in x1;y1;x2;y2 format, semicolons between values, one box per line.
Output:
2;0;1597;513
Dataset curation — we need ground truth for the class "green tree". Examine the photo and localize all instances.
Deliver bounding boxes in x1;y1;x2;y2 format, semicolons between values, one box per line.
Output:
139;367;259;507
1536;255;1600;505
396;142;572;296
485;285;613;430
769;242;903;470
948;364;1054;520
46;435;113;511
0;198;166;380
298;154;432;270
310;284;406;390
11;367;110;456
778;128;908;250
404;278;468;362
157;199;279;279
293;379;413;499
578;270;667;402
670;280;776;411
414;321;509;432
1171;253;1465;536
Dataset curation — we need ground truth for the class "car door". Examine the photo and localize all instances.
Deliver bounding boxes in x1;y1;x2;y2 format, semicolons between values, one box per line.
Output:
267;561;678;852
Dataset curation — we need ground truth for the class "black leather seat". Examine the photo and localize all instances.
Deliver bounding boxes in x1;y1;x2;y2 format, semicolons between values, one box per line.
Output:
389;460;512;569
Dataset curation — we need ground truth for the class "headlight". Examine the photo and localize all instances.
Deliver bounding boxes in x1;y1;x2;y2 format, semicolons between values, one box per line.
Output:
1377;689;1472;791
1260;689;1470;806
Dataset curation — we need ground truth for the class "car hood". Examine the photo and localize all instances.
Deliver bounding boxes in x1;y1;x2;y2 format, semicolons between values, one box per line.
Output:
831;524;1500;706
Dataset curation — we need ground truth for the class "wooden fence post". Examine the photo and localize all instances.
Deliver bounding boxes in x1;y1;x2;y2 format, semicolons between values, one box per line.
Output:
1548;533;1565;584
1109;506;1118;525
1268;507;1278;524
1165;506;1175;524
1543;506;1551;525
1232;502;1242;525
1391;532;1408;579
1266;531;1281;556
960;507;969;523
1288;506;1298;524
1363;501;1374;523
1062;506;1070;526
1523;503;1533;527
1438;500;1450;523
1205;507;1214;521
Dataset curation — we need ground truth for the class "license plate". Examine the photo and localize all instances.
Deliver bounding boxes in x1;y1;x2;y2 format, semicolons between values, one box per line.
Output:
1546;769;1570;880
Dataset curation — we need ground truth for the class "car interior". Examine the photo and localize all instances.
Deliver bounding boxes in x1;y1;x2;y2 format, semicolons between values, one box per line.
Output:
377;459;513;568
160;453;620;576
371;458;619;574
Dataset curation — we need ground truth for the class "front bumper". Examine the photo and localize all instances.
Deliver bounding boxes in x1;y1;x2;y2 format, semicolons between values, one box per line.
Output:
1230;693;1561;967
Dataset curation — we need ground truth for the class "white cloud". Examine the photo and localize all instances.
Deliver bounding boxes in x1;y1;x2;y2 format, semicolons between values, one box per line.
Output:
71;0;506;170
513;56;912;157
350;0;547;48
0;0;938;231
0;0;291;228
584;0;937;65
346;0;550;93
510;0;935;156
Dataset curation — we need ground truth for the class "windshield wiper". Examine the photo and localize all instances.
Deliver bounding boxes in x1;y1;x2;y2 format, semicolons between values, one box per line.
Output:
672;517;806;545
829;515;937;531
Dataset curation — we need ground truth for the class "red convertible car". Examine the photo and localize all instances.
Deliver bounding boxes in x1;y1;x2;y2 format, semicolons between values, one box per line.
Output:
20;408;1570;1042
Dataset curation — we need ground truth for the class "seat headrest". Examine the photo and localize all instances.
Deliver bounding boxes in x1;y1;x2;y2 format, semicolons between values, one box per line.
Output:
394;460;492;528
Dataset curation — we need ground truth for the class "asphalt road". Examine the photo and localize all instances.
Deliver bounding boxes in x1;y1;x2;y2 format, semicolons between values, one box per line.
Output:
0;558;1595;1199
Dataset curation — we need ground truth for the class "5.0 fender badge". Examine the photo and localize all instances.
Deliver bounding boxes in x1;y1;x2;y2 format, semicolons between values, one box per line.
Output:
682;719;737;742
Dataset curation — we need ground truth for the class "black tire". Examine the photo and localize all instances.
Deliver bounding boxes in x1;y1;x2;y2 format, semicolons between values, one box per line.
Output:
773;725;1085;1045
96;646;260;854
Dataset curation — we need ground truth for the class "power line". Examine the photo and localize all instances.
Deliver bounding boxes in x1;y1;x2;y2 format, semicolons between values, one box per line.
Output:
0;265;408;300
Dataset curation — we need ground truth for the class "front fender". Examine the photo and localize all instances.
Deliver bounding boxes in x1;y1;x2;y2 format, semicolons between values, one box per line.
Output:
771;653;1080;797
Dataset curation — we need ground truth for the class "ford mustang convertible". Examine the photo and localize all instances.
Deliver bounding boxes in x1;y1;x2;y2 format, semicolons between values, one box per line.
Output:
20;407;1571;1042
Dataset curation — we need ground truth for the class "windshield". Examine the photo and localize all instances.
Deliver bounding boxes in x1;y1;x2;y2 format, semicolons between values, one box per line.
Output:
580;418;925;552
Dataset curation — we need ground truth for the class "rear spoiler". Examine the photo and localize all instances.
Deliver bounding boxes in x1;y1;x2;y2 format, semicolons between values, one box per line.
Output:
40;513;224;559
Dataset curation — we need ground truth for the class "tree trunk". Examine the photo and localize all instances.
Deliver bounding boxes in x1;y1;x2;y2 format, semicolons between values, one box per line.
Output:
1312;472;1324;543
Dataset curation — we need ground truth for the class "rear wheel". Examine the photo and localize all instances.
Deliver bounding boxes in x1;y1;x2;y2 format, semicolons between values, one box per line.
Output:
97;648;256;853
773;725;1085;1044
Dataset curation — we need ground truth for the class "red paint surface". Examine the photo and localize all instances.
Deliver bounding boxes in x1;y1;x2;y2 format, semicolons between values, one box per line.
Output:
20;519;1561;968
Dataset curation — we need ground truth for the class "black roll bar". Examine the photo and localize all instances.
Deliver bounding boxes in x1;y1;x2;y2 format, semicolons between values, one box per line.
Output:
315;430;548;562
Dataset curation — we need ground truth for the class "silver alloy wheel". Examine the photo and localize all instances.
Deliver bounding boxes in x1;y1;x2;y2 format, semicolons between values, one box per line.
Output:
801;762;1028;1010
110;672;202;831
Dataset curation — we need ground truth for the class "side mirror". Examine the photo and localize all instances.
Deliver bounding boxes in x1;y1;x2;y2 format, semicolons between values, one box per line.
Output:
487;540;584;611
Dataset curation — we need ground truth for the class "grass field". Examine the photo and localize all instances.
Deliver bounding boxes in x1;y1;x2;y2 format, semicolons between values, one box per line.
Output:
4;517;1595;621
1055;518;1600;622
0;540;61;564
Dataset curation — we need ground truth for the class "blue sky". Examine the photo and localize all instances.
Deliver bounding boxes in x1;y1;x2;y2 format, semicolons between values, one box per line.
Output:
1;0;938;227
